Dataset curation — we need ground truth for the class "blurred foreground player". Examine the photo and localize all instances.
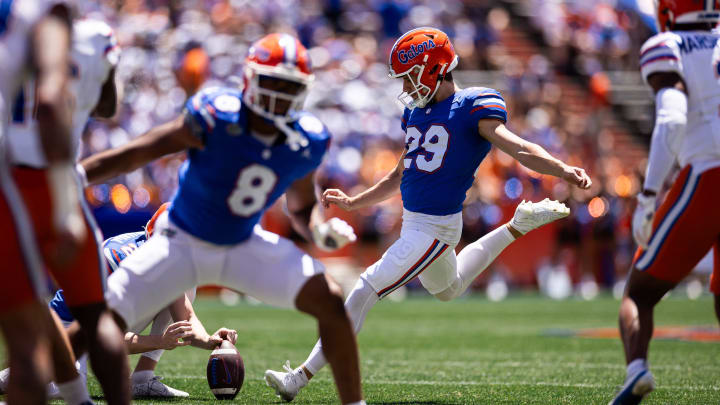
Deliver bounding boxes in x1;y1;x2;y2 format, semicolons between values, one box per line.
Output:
0;1;86;404
5;17;130;405
36;203;237;398
265;27;592;402
612;1;720;404
80;33;366;405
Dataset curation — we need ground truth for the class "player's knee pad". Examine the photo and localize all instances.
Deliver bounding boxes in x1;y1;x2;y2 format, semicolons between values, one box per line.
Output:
433;277;462;302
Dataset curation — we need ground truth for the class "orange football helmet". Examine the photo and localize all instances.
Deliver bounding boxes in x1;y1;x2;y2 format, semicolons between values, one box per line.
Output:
145;202;170;239
656;0;720;32
243;33;314;122
388;27;458;109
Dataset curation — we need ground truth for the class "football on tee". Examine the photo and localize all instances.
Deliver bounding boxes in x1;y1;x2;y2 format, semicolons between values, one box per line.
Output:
207;339;244;400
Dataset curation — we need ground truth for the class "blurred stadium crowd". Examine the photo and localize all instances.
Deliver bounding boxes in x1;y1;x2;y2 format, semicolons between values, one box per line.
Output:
78;0;663;292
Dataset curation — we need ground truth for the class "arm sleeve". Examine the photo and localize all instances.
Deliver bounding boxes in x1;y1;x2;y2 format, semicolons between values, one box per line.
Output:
643;87;687;193
467;89;508;125
639;33;683;83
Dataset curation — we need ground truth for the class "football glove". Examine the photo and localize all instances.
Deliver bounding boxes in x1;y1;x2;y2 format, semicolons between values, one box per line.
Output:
312;217;357;251
632;193;656;249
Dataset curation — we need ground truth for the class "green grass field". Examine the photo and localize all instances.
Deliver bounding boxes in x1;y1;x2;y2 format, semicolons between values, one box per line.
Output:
33;294;720;403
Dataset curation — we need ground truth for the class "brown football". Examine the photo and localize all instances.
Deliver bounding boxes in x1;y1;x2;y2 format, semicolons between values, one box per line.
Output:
206;340;244;400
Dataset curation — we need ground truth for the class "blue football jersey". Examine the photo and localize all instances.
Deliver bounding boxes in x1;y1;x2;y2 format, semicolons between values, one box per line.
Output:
169;87;331;245
400;87;508;215
50;231;147;323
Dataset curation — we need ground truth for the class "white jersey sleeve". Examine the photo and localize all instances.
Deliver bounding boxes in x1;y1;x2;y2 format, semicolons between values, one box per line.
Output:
0;0;60;136
71;19;120;141
72;19;120;85
639;32;683;83
6;18;120;167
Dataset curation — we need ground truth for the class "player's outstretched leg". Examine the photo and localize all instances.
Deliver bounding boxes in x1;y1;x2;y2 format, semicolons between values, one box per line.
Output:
71;304;130;405
610;269;671;405
265;276;378;402
435;198;569;301
282;274;364;405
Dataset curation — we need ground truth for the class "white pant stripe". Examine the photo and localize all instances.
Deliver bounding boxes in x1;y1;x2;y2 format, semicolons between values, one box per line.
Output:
378;241;446;299
636;169;700;270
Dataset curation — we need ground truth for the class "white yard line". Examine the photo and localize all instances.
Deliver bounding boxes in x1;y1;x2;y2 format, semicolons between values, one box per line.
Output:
367;359;719;371
161;375;720;391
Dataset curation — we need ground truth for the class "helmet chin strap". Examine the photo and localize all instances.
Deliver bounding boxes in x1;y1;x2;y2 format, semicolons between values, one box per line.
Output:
274;117;309;151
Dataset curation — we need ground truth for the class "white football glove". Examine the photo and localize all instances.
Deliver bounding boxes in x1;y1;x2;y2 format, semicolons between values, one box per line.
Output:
632;193;656;249
312;217;357;251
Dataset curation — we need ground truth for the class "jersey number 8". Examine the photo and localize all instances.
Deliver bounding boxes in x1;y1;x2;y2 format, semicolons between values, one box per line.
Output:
227;164;277;217
404;125;450;173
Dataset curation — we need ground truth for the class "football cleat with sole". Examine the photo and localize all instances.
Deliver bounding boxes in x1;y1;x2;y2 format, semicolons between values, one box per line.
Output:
132;376;189;398
509;198;570;235
609;369;655;405
264;361;307;402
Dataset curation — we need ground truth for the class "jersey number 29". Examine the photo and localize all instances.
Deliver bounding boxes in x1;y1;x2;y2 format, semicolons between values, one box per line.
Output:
227;164;277;216
404;125;450;173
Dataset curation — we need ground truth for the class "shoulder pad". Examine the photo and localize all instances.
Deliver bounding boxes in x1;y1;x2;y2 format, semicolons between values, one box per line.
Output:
73;19;120;68
461;87;508;123
185;87;243;135
639;32;683;84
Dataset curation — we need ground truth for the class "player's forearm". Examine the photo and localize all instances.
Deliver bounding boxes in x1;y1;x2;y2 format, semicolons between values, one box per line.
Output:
33;16;73;164
515;142;567;179
124;333;165;354
184;315;215;350
169;294;214;350
81;117;189;184
81;144;150;184
643;87;687;193
349;169;402;210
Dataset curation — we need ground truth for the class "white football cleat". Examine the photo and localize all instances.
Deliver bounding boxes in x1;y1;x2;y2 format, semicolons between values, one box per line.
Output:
609;369;655;405
132;376;189;398
509;198;570;235
264;361;307;402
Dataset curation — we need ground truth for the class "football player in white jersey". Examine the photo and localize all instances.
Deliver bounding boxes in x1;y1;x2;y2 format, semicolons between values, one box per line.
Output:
0;1;87;404
4;16;131;405
611;1;720;404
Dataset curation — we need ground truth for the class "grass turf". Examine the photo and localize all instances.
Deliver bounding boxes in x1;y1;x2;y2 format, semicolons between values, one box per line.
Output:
17;294;720;403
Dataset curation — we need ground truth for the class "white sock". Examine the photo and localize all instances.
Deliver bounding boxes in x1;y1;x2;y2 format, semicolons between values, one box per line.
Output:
346;401;367;405
56;375;91;405
626;358;648;378
438;225;515;300
131;370;154;385
303;277;379;376
293;367;309;385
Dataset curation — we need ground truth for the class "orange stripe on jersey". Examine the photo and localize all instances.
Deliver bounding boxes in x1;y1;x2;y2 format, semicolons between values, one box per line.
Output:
470;104;506;114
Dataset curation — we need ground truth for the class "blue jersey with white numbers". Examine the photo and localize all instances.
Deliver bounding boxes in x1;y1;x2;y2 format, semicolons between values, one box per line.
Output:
400;87;507;215
50;232;147;323
169;87;331;245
